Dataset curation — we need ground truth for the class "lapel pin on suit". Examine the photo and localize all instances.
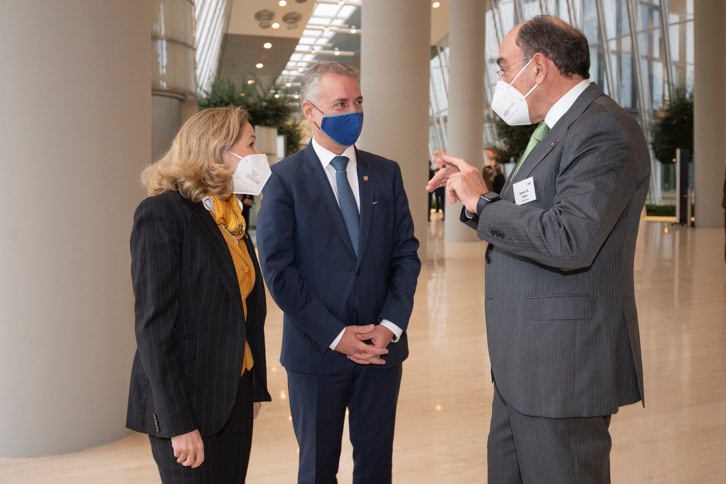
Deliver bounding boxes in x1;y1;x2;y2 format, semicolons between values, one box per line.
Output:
363;176;369;182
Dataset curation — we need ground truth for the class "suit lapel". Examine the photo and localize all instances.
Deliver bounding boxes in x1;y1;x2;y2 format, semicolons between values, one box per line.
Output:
355;148;372;265
503;83;603;199
302;143;357;258
185;198;244;316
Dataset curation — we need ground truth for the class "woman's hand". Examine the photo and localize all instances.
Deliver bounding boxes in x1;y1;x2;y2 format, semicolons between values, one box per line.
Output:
171;429;204;468
253;402;262;419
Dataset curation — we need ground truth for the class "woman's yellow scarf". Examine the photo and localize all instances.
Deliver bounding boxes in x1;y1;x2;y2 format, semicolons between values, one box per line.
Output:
207;195;255;374
208;195;246;239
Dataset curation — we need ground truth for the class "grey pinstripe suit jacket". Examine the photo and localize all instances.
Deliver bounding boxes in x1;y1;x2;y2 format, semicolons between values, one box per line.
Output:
126;191;271;438
464;83;649;418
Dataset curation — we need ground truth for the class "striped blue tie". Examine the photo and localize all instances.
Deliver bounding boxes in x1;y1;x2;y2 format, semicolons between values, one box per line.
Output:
330;155;359;257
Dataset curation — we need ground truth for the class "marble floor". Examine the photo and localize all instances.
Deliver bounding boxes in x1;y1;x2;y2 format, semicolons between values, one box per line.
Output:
1;216;725;483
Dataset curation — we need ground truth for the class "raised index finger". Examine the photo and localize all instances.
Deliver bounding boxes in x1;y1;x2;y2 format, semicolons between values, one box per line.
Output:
441;154;473;171
427;165;456;192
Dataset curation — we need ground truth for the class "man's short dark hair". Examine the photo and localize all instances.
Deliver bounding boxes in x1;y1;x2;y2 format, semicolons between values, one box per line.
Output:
517;15;590;79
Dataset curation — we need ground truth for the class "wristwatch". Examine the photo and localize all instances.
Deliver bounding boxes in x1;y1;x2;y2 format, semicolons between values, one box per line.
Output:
477;192;501;214
479;192;501;203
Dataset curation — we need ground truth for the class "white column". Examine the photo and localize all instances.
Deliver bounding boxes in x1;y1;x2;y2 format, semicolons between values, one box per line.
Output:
445;0;485;242
359;0;431;257
0;0;150;457
694;1;726;228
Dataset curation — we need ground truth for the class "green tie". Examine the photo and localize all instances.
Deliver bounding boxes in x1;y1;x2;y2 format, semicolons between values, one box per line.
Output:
511;121;549;178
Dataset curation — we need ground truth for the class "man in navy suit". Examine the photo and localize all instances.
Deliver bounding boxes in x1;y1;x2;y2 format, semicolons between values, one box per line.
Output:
257;61;421;484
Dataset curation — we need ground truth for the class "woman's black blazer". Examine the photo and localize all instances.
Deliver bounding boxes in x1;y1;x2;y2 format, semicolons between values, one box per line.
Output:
126;191;271;438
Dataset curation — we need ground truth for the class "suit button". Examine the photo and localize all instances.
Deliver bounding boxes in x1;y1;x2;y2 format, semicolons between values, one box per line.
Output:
356;270;363;277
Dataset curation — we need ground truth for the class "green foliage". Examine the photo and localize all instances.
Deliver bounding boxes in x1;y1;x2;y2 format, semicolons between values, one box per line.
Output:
646;203;676;217
487;117;536;165
197;77;240;108
199;75;303;155
650;87;693;164
277;121;304;157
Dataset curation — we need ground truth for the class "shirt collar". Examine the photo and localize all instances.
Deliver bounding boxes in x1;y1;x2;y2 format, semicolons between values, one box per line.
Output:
312;136;357;169
201;195;242;213
544;79;591;129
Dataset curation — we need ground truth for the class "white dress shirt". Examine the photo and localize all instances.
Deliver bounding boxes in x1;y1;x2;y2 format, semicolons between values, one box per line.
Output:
544;79;591;129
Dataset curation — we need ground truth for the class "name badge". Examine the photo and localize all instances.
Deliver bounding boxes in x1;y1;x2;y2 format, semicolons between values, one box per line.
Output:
513;177;537;205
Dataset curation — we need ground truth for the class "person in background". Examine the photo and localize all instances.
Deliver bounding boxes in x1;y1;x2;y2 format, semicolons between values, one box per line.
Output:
240;194;254;227
257;61;421;484
428;163;436;220
491;163;506;194
126;106;272;483
428;16;649;483
483;164;493;186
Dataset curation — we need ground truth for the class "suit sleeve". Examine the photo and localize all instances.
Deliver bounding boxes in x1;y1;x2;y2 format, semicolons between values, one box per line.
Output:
256;170;347;351
377;163;421;330
130;196;196;436
244;235;272;403
473;111;649;271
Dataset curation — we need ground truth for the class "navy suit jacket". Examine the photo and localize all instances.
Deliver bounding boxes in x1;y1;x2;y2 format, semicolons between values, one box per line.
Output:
126;192;271;438
257;143;421;374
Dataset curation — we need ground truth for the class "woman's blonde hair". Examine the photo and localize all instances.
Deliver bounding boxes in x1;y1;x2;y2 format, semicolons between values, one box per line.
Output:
141;106;251;201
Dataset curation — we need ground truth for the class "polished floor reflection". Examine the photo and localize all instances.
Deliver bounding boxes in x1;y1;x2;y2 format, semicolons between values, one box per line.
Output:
1;217;725;483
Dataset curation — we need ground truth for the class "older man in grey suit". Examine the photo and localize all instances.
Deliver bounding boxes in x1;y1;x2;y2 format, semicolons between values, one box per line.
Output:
428;16;650;483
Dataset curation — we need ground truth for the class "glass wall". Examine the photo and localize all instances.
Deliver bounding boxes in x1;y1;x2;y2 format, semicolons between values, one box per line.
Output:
429;45;449;159
196;0;232;97
428;0;695;203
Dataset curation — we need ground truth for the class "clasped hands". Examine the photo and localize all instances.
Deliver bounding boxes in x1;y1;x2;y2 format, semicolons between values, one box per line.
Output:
426;154;488;213
335;324;394;365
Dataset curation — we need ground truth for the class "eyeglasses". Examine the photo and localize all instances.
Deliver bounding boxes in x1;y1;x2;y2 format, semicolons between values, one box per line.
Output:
496;58;530;79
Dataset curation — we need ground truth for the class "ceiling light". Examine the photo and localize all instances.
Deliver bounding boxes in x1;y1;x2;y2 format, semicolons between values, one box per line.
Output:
272;22;280;29
432;1;441;7
255;9;275;21
297;67;304;72
334;48;340;56
285;82;292;87
293;94;300;99
256;63;264;69
263;42;272;49
350;26;357;34
338;0;345;5
278;0;287;6
274;93;281;98
282;12;302;29
247;79;255;84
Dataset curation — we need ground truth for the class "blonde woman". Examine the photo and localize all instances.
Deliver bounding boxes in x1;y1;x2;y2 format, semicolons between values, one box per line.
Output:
126;107;272;483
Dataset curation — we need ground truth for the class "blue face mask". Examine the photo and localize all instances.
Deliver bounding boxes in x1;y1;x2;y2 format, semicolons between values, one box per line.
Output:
312;103;364;147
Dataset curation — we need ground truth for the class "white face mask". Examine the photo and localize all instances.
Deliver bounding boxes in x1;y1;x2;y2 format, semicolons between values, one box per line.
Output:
228;152;271;195
491;58;538;126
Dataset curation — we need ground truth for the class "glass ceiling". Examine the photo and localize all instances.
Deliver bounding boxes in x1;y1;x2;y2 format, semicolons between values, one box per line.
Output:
280;0;360;83
195;0;231;96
